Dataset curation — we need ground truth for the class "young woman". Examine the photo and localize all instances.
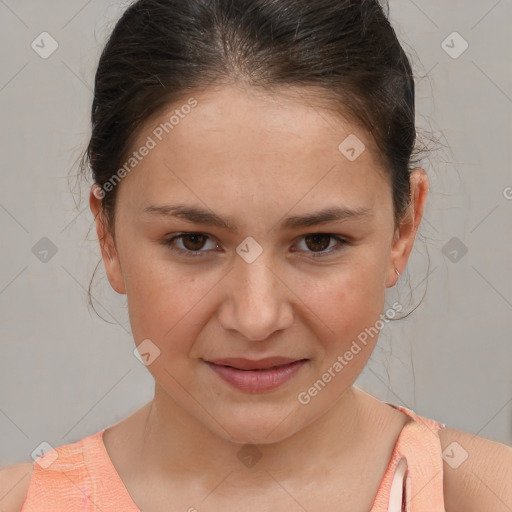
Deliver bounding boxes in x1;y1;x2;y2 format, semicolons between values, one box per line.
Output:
2;1;511;511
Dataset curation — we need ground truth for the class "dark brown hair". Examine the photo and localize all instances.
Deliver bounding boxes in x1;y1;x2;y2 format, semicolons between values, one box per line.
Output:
82;0;428;320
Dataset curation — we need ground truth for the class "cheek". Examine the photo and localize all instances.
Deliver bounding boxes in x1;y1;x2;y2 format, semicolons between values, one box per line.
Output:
296;267;387;398
122;251;217;348
298;265;387;394
301;261;387;342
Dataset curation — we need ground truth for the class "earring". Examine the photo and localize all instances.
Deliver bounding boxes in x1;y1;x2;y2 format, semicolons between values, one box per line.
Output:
394;267;400;278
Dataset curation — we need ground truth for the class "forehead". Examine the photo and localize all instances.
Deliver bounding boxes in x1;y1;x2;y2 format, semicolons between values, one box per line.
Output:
117;84;391;212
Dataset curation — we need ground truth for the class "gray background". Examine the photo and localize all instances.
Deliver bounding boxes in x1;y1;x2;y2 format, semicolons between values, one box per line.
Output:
1;0;511;466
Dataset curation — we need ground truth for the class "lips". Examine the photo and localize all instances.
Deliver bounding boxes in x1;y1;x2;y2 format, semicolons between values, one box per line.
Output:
206;356;304;371
204;357;308;392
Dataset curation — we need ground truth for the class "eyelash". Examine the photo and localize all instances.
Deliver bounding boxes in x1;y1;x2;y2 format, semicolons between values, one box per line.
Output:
160;232;349;259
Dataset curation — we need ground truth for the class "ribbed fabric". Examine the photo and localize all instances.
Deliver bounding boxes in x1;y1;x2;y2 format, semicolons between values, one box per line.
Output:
371;404;446;512
21;403;445;511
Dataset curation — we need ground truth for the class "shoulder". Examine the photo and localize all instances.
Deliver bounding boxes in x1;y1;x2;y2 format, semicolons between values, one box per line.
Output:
439;426;512;512
0;462;33;512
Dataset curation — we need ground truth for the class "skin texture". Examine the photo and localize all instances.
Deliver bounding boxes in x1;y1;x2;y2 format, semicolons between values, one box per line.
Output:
439;427;512;512
89;83;428;509
1;84;511;512
95;84;424;444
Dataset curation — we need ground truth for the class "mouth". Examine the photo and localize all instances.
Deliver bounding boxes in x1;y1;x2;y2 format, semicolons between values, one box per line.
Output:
203;357;308;392
206;356;307;370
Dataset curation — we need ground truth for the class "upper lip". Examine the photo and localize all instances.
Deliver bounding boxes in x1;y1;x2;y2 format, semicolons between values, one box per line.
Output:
205;357;305;370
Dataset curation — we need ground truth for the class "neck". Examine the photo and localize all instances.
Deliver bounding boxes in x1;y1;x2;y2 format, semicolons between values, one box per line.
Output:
129;385;379;487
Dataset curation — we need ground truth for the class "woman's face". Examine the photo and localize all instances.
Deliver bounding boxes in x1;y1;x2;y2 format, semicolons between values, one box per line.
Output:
91;84;426;444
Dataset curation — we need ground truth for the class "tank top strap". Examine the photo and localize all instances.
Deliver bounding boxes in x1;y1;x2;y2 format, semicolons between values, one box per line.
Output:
370;403;446;512
21;429;140;511
21;433;95;511
82;428;141;510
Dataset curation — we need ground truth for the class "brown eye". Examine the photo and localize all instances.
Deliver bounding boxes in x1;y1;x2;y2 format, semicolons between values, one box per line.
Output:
304;234;331;252
181;234;208;251
161;233;217;257
294;234;349;258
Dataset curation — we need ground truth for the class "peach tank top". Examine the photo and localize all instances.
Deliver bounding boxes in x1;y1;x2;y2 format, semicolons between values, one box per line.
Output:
20;404;446;512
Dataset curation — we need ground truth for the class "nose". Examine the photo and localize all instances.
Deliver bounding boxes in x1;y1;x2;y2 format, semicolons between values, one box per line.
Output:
218;253;294;341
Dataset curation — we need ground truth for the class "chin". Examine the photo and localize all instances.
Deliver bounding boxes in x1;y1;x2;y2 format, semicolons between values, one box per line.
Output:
208;406;304;446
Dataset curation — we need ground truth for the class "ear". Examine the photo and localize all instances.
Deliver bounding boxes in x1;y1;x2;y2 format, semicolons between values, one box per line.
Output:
89;185;126;295
386;168;429;288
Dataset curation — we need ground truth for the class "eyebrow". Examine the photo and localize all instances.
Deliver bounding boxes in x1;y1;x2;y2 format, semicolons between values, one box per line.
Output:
142;204;372;233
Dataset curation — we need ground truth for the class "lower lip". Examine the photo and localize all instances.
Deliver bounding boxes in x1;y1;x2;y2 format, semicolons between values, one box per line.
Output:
205;360;307;392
